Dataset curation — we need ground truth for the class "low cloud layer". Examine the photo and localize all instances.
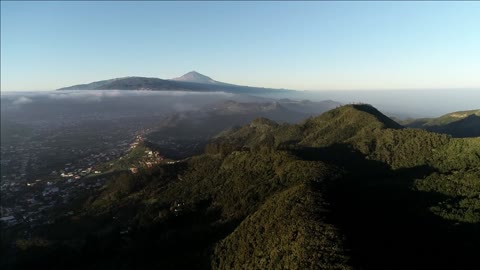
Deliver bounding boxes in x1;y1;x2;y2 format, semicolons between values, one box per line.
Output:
1;90;237;105
12;96;33;105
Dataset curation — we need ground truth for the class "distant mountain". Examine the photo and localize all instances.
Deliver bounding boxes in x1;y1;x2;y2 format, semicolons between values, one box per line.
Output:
58;76;182;91
401;109;480;137
171;71;229;85
58;72;292;94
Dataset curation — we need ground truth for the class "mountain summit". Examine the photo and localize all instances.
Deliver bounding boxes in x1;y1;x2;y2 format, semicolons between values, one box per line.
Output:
171;71;225;85
57;71;291;93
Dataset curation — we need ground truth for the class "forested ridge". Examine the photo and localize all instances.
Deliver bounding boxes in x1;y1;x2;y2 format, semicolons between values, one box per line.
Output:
2;104;479;270
400;109;480;138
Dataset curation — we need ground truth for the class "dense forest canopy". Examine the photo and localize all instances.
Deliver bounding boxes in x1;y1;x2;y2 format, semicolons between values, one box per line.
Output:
2;104;479;270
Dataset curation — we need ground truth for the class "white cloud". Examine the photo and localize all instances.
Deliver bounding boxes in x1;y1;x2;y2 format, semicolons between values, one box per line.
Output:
12;96;33;105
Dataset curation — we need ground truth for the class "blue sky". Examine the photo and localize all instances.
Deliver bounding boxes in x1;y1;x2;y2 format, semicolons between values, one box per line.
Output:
1;1;479;91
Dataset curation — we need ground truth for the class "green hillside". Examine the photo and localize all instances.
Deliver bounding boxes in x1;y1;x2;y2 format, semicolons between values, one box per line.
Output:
212;184;352;270
401;109;480;137
3;104;479;270
424;109;480;126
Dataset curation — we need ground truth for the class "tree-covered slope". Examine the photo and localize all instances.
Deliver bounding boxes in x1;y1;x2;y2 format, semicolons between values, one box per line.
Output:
401;109;480;138
86;104;480;269
208;104;480;228
212;184;351;270
3;104;479;270
211;104;479;171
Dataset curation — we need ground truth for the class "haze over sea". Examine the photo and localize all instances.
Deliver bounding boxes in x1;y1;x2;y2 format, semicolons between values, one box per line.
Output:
3;88;479;118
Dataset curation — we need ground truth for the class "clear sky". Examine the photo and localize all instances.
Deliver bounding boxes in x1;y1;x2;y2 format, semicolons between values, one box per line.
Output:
1;1;479;91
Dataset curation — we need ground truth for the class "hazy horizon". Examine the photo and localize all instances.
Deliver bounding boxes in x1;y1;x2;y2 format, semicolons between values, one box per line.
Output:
2;88;479;119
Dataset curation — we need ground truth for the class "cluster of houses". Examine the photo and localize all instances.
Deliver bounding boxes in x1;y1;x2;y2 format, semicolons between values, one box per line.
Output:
0;136;148;229
0;112;167;230
0;126;169;230
0;173;108;229
128;136;165;174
